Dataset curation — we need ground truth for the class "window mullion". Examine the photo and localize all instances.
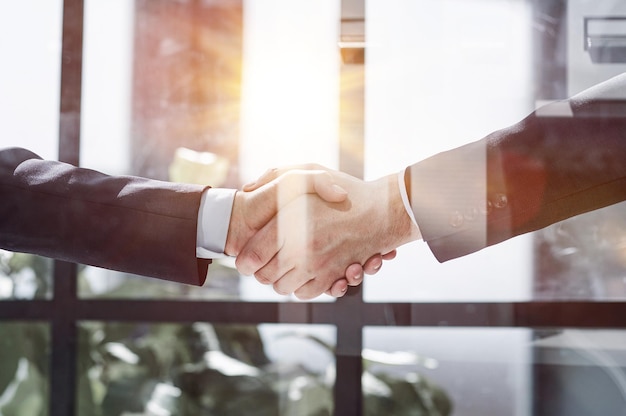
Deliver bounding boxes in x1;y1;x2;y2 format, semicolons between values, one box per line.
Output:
51;0;84;414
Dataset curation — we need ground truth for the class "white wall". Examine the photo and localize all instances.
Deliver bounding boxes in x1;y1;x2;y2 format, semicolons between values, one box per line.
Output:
0;0;62;160
364;0;534;303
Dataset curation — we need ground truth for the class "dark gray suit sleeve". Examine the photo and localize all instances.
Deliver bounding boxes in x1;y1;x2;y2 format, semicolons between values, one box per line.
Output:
0;147;211;285
406;72;626;262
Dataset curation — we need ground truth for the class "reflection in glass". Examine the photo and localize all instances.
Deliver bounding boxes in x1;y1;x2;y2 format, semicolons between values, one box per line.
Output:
533;329;626;415
79;0;245;301
365;327;626;415
0;0;62;158
535;203;626;300
364;327;531;415
537;0;626;302
0;1;61;300
363;0;626;303
77;322;335;415
79;0;340;302
0;322;50;415
78;262;242;301
0;251;53;300
363;0;534;303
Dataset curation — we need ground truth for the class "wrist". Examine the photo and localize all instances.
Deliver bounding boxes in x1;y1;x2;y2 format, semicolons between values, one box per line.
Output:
224;191;244;256
373;173;421;250
396;169;422;240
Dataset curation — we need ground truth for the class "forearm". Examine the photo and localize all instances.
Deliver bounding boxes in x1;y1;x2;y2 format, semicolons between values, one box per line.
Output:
405;73;626;261
0;148;210;285
371;173;422;253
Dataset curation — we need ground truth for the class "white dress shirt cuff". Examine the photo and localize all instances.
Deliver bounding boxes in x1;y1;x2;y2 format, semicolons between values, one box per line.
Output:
196;188;237;258
397;170;419;229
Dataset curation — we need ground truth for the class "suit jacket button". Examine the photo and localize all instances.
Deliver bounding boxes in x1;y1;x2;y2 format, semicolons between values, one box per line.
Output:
493;193;508;209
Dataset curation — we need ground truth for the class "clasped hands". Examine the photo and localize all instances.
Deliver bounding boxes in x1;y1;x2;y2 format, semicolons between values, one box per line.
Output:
223;165;421;299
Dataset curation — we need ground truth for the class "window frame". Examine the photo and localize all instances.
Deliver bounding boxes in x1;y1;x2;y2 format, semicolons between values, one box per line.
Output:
4;0;625;415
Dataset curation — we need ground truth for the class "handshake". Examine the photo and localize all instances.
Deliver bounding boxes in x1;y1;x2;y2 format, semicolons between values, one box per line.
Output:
222;165;422;300
1;147;423;294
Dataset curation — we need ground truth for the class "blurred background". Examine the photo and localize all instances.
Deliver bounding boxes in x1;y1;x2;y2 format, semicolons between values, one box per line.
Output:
1;0;626;415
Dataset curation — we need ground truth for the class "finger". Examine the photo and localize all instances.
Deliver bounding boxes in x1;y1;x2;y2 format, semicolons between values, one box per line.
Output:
243;163;326;191
363;255;383;275
272;268;315;297
235;216;283;276
313;171;348;203
382;250;397;260
326;279;349;297
248;171;345;231
293;275;336;300
273;170;346;205
263;224;314;294
344;263;364;286
242;168;280;192
254;247;298;287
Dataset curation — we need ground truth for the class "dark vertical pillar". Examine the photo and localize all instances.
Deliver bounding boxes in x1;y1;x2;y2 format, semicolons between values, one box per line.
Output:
51;0;83;414
58;0;83;166
335;1;366;415
333;289;364;416
531;0;567;102
50;262;78;416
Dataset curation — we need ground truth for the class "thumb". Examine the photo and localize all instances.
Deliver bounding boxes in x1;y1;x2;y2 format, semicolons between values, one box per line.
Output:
247;170;347;230
272;170;347;207
243;163;327;192
313;171;348;203
243;168;280;192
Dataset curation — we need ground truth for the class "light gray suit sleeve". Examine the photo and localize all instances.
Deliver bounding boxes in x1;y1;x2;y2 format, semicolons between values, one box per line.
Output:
406;72;626;261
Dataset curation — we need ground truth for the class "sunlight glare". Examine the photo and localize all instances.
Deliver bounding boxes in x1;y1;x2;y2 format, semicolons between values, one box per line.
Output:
239;0;341;184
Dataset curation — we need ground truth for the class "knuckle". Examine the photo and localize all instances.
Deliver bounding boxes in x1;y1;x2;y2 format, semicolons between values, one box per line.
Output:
305;163;323;171
235;255;255;276
245;249;266;269
255;273;271;285
255;269;277;285
272;282;291;296
311;238;326;254
293;290;313;301
306;248;330;272
294;280;323;300
234;257;251;275
261;167;279;181
319;170;333;182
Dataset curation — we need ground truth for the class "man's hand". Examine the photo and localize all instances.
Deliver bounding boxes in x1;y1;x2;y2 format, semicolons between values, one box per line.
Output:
241;166;398;298
224;169;347;256
237;166;420;300
322;250;398;297
225;168;387;297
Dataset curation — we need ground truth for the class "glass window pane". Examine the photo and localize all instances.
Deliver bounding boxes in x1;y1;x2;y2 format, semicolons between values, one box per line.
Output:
534;203;626;300
568;0;626;95
0;251;53;300
365;327;626;415
363;327;530;416
363;0;626;302
532;328;626;415
537;0;626;301
0;0;62;158
364;0;534;303
79;0;341;302
77;322;335;415
0;0;62;300
0;322;50;415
